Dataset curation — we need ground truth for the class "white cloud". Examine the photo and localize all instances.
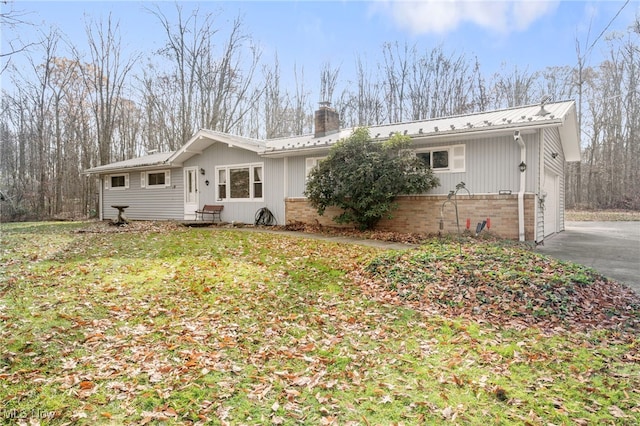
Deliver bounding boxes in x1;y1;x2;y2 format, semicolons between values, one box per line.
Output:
375;0;559;35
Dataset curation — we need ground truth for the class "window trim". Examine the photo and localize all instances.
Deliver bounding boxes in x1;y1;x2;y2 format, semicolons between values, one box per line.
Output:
415;144;465;173
141;170;171;189
105;173;129;190
215;162;264;202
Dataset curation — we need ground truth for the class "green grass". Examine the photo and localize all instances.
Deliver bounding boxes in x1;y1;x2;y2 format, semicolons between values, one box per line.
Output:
1;221;638;425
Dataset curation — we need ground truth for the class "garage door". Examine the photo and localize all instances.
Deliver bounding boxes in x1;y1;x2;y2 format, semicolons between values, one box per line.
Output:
543;171;558;236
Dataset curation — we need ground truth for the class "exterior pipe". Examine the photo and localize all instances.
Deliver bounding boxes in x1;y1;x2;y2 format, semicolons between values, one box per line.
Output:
99;176;104;221
514;130;526;241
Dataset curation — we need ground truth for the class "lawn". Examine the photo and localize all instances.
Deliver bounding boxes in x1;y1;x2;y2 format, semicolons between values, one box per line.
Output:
1;221;638;425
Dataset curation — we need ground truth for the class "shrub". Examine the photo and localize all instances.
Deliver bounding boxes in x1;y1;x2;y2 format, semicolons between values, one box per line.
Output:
304;128;439;230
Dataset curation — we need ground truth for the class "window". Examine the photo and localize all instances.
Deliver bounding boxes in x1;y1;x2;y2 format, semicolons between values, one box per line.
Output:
148;172;165;186
216;163;264;201
230;168;250;198
218;169;227;199
416;145;465;172
253;167;263;198
305;157;326;179
141;170;171;188
112;175;126;187
105;173;129;190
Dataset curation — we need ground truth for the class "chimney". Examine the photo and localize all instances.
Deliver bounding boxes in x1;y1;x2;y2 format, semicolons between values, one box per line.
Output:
314;102;340;138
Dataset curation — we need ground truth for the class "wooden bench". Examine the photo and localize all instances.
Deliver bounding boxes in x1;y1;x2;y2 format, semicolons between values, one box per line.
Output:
195;204;223;222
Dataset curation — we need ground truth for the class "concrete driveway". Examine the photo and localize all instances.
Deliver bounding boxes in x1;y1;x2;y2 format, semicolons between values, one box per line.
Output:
536;221;640;295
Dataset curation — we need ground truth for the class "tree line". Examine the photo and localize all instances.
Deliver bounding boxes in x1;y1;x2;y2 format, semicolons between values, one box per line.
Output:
1;4;639;220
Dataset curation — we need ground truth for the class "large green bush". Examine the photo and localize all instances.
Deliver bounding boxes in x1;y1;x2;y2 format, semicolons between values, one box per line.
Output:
304;127;439;230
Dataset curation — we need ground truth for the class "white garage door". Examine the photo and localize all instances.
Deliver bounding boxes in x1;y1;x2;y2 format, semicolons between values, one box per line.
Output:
543;170;558;237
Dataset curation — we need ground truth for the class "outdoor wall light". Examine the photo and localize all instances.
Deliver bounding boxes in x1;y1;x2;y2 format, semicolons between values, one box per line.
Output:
519;161;527;173
205;180;210;186
551;152;559;159
199;168;205;175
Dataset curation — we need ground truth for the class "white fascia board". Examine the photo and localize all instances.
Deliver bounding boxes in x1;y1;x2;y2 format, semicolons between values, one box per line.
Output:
83;163;178;176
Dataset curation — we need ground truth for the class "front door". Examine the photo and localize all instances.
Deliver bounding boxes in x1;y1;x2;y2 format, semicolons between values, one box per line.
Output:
184;167;199;220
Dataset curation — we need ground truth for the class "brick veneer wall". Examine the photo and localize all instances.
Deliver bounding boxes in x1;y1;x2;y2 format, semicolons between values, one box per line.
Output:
285;194;536;240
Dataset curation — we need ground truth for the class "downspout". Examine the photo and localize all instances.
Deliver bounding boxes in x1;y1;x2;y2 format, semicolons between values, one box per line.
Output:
99;175;104;221
283;157;288;224
514;130;526;241
538;129;545;243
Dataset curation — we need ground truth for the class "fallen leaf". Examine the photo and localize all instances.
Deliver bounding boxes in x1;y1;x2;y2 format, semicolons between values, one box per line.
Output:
79;381;94;390
608;405;627;418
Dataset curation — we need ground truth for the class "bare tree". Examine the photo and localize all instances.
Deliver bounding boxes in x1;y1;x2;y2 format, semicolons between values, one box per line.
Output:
354;54;384;126
28;29;59;214
492;64;537;108
262;55;285;138
0;2;39;74
291;64;313;136
148;4;207;146
76;13;138;166
203;16;263;133
573;22;640;210
471;57;491;111
381;42;411;123
139;69;180;152
319;61;340;105
146;5;262;143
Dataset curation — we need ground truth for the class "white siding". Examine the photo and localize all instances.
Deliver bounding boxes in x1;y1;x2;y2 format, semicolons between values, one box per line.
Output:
284;135;542;198
184;143;286;225
416;134;539;195
540;127;565;239
101;168;184;220
285;156;310;198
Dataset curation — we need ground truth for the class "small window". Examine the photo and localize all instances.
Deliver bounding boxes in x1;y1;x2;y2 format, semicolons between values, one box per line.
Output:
148;172;165;186
112;175;126;187
417;152;431;167
305;157;326;179
105;173;129;190
432;150;449;169
141;170;171;188
416;145;465;172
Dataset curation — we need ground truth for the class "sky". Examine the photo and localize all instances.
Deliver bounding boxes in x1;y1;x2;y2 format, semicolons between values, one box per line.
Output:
1;0;639;96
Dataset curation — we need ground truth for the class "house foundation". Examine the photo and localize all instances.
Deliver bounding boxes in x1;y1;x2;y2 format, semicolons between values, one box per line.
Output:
285;194;536;241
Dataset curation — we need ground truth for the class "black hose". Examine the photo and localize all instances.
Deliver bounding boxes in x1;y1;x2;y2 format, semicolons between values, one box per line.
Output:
255;207;276;226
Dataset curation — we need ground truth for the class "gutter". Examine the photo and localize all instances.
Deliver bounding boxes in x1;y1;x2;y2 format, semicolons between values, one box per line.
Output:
514;130;526;241
83;162;177;176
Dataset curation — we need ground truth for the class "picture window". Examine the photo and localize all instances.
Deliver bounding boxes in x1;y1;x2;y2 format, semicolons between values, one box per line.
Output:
216;163;263;201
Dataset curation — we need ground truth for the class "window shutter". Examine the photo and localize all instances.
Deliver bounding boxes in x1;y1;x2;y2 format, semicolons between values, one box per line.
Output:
124;174;130;189
165;170;171;187
104;175;110;190
450;145;465;172
140;172;146;188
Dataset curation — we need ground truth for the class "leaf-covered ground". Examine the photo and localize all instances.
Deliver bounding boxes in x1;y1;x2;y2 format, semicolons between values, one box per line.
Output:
359;240;640;333
1;221;638;425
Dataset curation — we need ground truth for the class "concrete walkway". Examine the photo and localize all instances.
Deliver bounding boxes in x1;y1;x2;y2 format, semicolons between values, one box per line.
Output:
536;221;640;295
